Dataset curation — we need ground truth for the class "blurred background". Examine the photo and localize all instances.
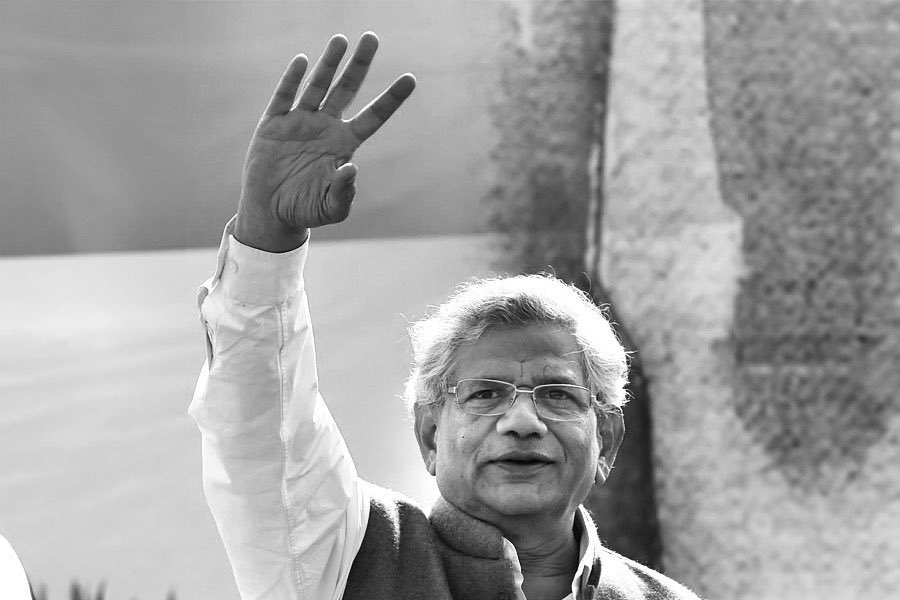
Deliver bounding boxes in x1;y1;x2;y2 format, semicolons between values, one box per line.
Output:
2;1;899;599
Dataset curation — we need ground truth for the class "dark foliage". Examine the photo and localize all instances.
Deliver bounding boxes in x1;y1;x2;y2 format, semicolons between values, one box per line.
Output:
32;581;176;600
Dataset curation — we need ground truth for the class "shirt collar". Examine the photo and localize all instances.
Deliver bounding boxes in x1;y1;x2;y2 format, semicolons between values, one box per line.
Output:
572;505;601;598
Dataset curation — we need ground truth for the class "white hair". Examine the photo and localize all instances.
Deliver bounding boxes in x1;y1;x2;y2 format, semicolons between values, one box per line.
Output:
404;274;628;416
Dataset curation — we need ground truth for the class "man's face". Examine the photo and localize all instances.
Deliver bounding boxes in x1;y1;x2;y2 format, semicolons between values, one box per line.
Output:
416;323;609;527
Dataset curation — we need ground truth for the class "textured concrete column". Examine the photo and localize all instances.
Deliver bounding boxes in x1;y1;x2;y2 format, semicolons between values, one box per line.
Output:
602;0;900;598
600;0;747;595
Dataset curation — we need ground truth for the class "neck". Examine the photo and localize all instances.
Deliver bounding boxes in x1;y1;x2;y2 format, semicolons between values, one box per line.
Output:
502;512;579;578
508;515;580;600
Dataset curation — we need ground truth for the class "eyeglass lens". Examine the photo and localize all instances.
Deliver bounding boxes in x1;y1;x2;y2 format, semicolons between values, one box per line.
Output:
454;379;591;420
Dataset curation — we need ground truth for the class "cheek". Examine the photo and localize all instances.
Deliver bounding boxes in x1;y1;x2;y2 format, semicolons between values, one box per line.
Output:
440;428;477;467
436;418;475;470
433;429;482;503
435;417;496;486
562;421;600;466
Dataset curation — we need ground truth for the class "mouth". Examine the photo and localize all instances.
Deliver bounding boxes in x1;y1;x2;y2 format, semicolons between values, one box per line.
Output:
495;458;550;466
489;453;554;469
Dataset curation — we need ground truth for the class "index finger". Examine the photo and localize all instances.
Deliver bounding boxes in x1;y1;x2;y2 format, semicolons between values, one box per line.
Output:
349;73;417;141
263;54;309;116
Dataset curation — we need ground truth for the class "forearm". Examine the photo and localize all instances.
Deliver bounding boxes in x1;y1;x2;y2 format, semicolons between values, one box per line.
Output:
190;221;368;600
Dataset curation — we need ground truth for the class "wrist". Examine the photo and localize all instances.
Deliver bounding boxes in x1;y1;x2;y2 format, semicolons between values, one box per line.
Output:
234;206;309;253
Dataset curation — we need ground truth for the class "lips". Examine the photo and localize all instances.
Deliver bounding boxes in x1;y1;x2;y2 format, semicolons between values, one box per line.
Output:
489;452;554;466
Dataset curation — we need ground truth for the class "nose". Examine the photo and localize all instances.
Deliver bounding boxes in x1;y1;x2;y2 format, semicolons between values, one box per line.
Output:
495;390;548;438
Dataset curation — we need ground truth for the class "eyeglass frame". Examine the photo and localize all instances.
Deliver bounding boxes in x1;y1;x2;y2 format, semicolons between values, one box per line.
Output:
444;378;599;422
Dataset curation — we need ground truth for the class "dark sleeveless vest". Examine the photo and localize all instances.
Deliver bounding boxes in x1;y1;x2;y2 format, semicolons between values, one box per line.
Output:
343;484;702;600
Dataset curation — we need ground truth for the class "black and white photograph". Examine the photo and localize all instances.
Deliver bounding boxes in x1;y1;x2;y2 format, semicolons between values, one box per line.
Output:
2;1;898;599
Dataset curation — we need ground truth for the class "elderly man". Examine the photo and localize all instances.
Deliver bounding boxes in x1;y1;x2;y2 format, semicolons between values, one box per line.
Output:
191;33;701;600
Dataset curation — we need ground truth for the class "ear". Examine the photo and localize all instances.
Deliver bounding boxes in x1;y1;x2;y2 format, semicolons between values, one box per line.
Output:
595;406;624;486
414;403;441;476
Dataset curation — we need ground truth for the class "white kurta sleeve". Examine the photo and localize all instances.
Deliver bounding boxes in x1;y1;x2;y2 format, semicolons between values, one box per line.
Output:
189;218;369;600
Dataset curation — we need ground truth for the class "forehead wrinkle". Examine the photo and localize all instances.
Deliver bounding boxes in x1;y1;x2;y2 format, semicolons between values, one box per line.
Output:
545;349;589;384
448;325;587;383
452;357;521;382
538;362;583;384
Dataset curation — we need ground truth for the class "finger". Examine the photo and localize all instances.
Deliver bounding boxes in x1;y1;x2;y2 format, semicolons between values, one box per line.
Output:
296;34;349;111
323;163;359;223
349;73;417;141
320;31;379;117
263;54;309;116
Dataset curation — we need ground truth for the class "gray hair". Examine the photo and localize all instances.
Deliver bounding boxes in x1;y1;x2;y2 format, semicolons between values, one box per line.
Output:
404;274;628;416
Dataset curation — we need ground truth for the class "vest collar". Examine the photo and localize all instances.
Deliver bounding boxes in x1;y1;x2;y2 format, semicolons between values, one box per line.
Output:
428;496;507;559
428;496;603;574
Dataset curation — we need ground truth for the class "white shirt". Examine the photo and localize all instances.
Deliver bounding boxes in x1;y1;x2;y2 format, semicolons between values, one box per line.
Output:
0;534;32;600
191;220;598;600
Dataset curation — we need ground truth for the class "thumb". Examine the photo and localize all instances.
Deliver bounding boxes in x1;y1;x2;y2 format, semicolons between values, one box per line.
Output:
324;163;358;223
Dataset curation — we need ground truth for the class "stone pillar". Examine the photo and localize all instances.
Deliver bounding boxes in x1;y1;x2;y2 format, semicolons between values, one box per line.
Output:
601;0;746;595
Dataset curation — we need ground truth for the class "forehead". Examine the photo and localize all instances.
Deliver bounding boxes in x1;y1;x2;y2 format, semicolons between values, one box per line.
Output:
451;324;585;382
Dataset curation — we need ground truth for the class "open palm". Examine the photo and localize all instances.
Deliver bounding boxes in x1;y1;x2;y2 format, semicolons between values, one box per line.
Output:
236;33;416;251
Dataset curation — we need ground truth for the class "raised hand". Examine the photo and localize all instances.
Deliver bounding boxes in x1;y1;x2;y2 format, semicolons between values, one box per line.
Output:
234;32;416;252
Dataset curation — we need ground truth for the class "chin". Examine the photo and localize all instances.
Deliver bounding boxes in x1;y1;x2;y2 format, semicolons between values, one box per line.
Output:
479;488;560;518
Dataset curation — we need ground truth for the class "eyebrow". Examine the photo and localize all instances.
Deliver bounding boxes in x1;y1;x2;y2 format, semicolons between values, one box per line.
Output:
534;373;583;386
458;356;587;385
463;372;584;386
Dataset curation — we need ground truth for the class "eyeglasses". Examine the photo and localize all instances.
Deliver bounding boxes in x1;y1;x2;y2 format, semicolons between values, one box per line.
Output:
446;378;595;421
